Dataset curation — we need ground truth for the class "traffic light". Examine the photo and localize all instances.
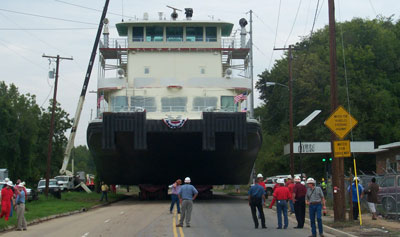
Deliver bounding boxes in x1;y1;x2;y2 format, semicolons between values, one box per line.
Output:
322;158;326;162
329;157;332;161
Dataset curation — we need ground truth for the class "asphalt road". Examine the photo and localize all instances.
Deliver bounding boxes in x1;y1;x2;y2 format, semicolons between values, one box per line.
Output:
0;193;334;237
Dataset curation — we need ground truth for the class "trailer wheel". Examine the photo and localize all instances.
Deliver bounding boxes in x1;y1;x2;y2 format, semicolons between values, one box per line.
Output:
383;198;396;212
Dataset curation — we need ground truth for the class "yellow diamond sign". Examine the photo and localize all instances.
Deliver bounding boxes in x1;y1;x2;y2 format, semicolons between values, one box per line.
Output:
324;106;358;139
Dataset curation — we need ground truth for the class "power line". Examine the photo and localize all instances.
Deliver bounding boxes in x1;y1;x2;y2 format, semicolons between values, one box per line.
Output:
284;0;303;47
268;0;283;70
368;0;377;17
0;8;97;25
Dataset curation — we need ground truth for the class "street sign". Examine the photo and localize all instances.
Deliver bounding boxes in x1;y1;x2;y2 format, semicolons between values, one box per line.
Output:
334;140;351;157
324;105;358;139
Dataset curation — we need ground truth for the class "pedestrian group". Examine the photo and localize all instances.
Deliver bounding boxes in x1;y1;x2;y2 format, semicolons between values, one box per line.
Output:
1;178;27;231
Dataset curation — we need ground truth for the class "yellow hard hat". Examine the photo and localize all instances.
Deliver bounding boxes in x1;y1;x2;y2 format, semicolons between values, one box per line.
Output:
322;178;325;181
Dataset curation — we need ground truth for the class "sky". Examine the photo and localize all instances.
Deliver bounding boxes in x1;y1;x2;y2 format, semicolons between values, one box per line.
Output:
0;0;398;146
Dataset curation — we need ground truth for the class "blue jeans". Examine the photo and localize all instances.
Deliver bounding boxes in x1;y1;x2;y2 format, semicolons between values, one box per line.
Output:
289;200;294;213
309;204;323;235
170;194;180;213
276;200;288;228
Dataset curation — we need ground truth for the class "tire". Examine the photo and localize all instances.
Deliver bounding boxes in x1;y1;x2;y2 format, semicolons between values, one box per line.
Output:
383;198;396;212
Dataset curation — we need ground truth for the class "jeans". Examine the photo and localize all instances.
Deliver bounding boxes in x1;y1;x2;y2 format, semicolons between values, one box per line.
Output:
276;200;288;228
294;197;306;228
170;194;180;213
309;203;323;235
100;191;108;201
250;197;265;228
289;199;295;213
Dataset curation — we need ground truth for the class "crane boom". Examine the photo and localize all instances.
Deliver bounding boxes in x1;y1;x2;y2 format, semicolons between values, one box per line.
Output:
60;0;110;175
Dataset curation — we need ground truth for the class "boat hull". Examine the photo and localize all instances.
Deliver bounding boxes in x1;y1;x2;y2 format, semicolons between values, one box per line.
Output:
87;112;262;185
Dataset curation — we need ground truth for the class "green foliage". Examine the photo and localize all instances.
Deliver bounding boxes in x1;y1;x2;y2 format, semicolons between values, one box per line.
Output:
255;17;400;179
0;81;72;186
68;145;96;174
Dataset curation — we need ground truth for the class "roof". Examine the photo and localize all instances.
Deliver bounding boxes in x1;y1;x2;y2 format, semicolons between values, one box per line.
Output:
378;142;400;149
116;20;234;37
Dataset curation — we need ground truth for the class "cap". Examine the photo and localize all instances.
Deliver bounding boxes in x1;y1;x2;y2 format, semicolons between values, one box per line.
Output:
257;173;263;178
6;181;13;186
306;178;316;184
4;178;10;182
294;176;301;182
184;177;191;183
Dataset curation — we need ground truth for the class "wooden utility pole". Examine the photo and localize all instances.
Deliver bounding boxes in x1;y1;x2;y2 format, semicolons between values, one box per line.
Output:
274;45;294;178
42;54;73;197
328;0;345;221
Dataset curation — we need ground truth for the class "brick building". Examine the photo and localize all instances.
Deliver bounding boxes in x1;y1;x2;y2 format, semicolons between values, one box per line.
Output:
374;142;400;175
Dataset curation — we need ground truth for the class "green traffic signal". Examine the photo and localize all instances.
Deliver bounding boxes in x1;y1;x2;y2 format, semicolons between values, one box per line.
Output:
329;157;332;161
322;158;326;162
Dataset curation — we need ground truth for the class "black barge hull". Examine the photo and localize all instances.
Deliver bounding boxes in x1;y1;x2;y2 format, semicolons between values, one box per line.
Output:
87;112;262;185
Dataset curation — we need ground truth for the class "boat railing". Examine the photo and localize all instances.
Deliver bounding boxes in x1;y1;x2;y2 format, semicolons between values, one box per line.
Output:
100;38;128;48
221;37;246;49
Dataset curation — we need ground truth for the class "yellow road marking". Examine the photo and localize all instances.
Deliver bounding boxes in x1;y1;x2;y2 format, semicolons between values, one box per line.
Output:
178;213;184;237
172;212;178;237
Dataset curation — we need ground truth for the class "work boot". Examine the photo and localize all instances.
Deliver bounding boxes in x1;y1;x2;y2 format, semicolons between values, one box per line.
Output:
176;224;183;227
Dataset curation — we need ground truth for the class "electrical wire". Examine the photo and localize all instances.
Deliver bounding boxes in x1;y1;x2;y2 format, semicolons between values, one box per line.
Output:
368;0;377;17
316;0;326;21
284;0;303;47
268;0;282;70
303;0;313;36
252;43;268;58
0;8;97;25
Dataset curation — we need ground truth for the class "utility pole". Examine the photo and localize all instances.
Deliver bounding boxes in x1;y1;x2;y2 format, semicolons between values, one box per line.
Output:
249;10;254;118
328;0;345;221
42;54;73;197
274;45;295;178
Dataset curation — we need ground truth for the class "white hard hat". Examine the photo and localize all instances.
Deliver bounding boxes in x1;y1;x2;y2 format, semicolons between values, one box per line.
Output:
4;178;10;182
277;178;285;184
184;177;191;183
301;181;305;185
257;173;263;178
17;183;24;188
21;182;26;186
353;177;360;182
6;181;13;186
294;176;301;182
306;178;316;184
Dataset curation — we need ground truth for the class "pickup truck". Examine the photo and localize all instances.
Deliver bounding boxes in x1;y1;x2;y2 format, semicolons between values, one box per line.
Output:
377;174;400;213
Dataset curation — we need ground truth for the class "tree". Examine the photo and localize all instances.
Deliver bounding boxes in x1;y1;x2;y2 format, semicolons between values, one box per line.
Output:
255;17;400;178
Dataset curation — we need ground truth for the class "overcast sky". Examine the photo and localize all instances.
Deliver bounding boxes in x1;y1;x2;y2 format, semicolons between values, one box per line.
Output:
0;0;398;146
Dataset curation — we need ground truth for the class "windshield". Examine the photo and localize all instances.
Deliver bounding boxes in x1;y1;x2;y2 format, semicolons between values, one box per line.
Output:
38;180;57;186
55;176;69;182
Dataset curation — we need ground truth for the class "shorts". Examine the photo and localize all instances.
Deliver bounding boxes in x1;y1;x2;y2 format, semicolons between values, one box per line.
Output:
367;202;376;213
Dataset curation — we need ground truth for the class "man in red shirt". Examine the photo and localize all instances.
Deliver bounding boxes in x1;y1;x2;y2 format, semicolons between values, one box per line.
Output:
293;176;307;228
286;178;295;214
0;181;14;221
273;179;292;229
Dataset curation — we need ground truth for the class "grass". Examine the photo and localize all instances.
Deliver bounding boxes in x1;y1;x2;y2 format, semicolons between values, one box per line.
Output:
0;191;124;230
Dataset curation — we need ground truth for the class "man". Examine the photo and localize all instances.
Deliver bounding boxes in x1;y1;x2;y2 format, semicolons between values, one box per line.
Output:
15;183;27;231
286;178;295;214
248;180;266;229
306;177;326;237
0;181;14;221
176;177;198;228
293;176;307;229
348;177;364;220
100;181;109;202
169;179;182;214
365;177;379;220
273;178;291;229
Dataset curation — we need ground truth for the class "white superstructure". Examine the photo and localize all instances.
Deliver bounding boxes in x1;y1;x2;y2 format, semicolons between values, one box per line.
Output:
96;11;251;120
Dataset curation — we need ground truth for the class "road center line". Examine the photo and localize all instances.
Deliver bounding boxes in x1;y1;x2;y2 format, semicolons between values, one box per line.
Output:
178;213;184;237
172;212;178;237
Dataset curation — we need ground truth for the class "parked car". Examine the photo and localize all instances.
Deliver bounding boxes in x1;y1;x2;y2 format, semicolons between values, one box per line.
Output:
377;174;400;213
37;179;62;198
264;178;275;196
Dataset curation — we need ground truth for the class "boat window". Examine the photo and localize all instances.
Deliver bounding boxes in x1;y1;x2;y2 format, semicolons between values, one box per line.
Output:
144;67;150;74
132;27;144;42
186;27;203;42
200;67;205;74
166;27;183;42
192;97;217;111
161;97;187;112
206;27;217;42
131;96;156;112
221;96;237;112
111;96;128;112
146;26;164;42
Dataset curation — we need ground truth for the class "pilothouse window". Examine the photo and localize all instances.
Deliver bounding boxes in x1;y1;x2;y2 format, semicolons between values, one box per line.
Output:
146;26;164;42
131;96;156;112
166;27;183;42
221;96;237;112
111;96;128;112
206;27;217;42
192;97;217;111
162;97;187;112
132;27;144;41
186;27;203;42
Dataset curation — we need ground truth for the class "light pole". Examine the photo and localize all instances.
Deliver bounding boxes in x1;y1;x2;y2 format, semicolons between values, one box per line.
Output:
296;110;322;180
266;81;294;178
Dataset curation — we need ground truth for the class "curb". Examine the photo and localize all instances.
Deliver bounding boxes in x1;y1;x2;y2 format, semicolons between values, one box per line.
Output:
270;206;357;237
0;194;129;233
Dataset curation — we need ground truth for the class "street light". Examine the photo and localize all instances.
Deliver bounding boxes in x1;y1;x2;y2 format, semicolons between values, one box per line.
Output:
297;110;322;180
266;81;294;178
